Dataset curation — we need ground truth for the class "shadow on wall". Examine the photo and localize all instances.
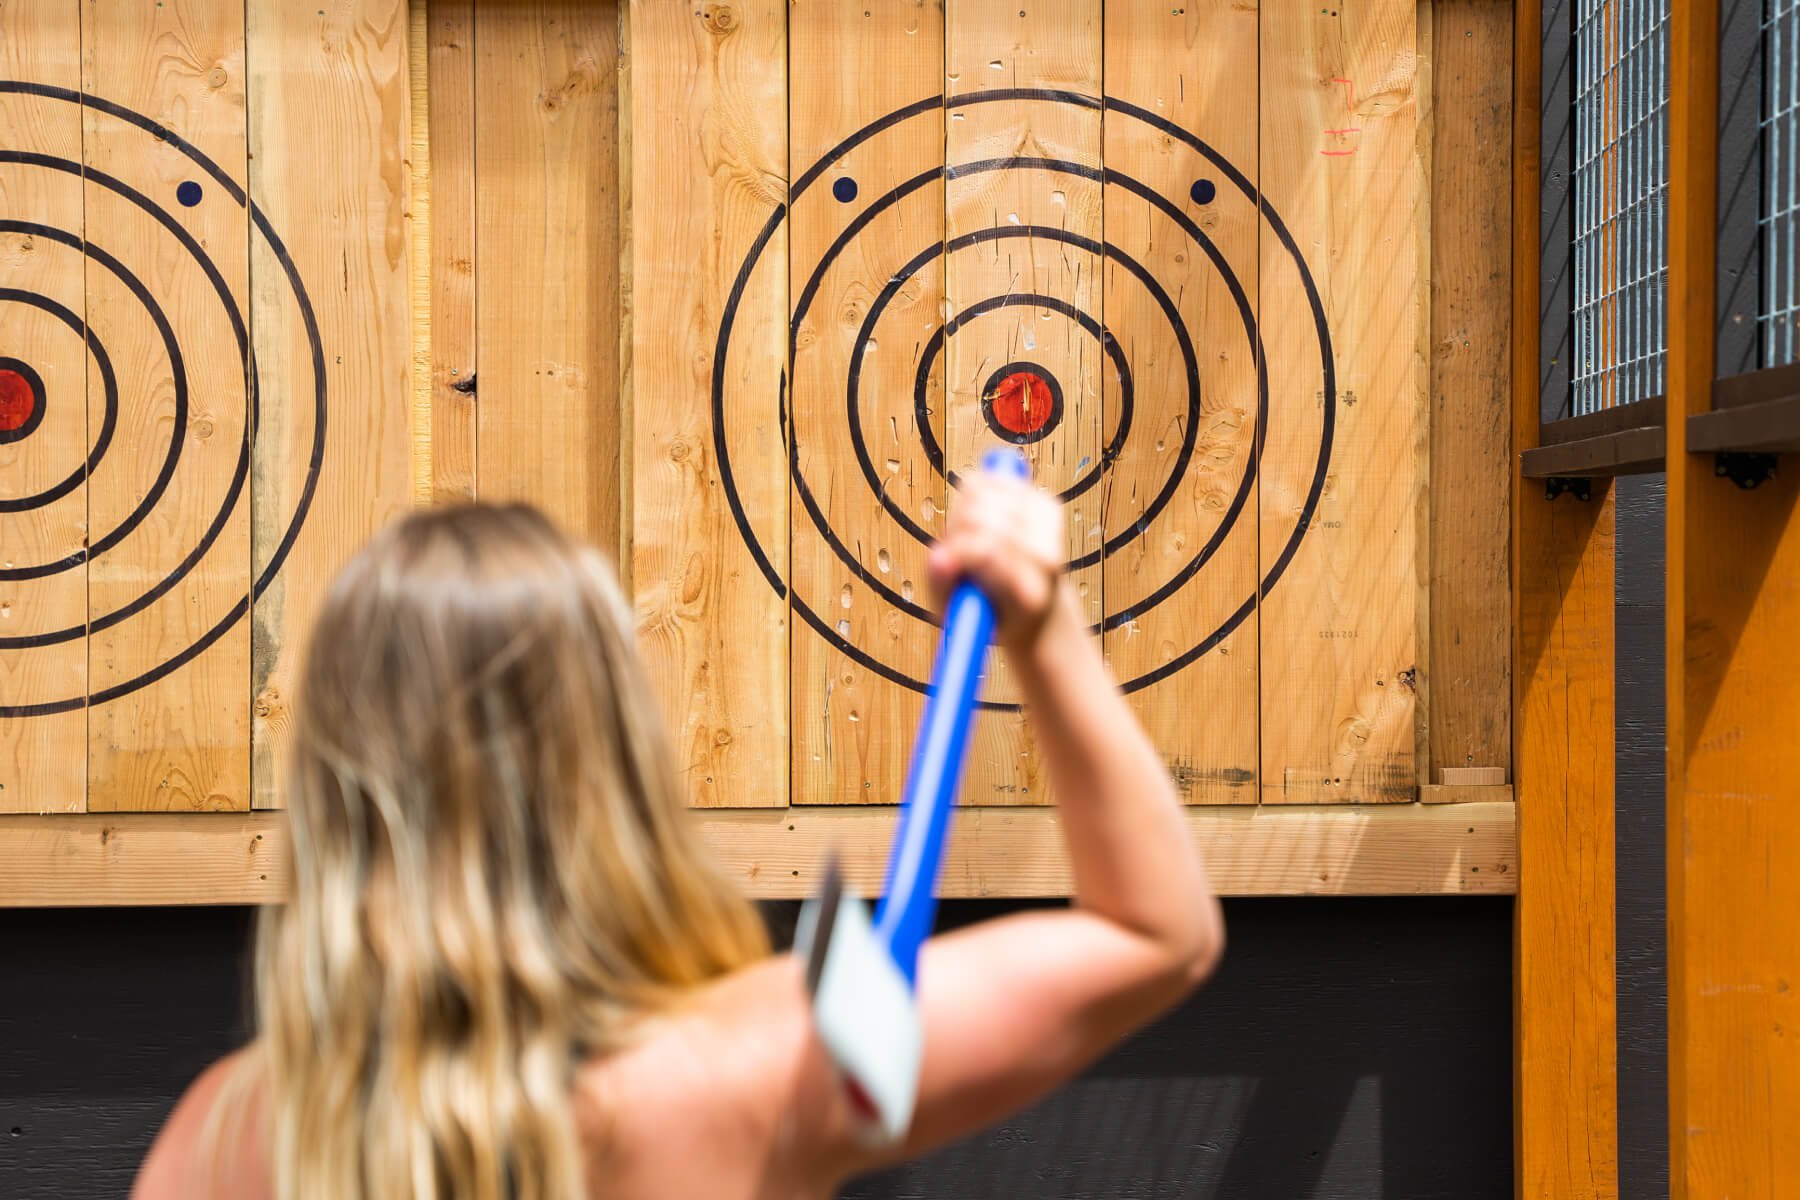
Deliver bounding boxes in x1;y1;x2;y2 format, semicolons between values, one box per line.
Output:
0;897;1509;1200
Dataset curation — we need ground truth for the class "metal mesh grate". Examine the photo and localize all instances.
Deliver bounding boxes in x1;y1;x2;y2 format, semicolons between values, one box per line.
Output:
1570;0;1671;415
1763;0;1800;366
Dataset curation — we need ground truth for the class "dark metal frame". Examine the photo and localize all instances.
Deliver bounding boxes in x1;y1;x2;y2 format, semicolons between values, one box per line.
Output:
1524;0;1670;479
1695;0;1800;459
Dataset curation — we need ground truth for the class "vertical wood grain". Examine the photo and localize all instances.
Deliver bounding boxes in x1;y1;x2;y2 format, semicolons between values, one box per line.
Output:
1667;0;1800;1192
1102;0;1260;804
945;0;1101;805
473;0;617;544
788;0;944;805
627;0;788;808
1428;0;1512;783
1258;0;1422;803
0;0;86;812
82;0;251;812
247;0;414;808
428;0;475;503
1512;3;1619;1193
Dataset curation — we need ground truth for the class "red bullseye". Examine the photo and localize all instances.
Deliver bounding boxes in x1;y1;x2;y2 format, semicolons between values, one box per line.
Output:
0;368;35;432
989;371;1053;436
0;359;47;444
979;360;1063;446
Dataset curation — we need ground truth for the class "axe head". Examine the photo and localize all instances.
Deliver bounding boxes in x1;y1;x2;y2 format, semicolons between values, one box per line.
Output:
794;855;923;1147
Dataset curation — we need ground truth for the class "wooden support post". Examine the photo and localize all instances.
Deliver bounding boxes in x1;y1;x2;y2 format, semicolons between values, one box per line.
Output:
1511;3;1620;1196
1666;0;1800;1191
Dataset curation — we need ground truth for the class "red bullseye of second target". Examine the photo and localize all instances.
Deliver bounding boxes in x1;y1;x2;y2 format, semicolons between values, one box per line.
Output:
980;361;1062;445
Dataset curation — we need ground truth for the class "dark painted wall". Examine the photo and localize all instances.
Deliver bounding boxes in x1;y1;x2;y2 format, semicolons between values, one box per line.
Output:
1;898;1513;1200
1615;475;1669;1200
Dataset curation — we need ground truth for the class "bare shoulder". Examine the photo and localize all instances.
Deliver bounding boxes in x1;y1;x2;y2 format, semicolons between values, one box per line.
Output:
571;953;863;1194
132;1049;271;1200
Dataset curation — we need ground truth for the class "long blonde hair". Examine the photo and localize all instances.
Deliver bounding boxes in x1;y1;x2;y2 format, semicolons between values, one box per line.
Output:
248;503;769;1199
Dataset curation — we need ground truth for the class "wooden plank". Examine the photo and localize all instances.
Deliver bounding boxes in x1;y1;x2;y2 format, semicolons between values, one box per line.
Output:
1100;1;1260;804
1518;425;1667;477
0;802;1517;905
702;801;1516;898
1539;394;1667;443
408;0;432;505
1687;394;1800;454
1437;765;1506;786
1667;0;1800;1191
1428;0;1512;786
1419;782;1512;805
1713;361;1800;409
787;1;943;805
80;0;251;812
426;0;475;502
473;0;618;545
627;0;788;808
247;0;415;808
0;0;86;812
945;0;1102;805
1258;0;1423;804
1511;3;1619;1193
0;812;284;907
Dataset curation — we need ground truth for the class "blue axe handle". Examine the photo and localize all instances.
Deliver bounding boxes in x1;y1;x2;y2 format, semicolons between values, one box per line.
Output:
873;447;1032;985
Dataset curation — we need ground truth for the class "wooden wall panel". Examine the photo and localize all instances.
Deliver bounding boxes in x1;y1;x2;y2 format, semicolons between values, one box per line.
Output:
1428;0;1512;785
427;0;475;503
1258;0;1422;803
81;0;251;812
1101;1;1260;804
627;0;789;808
787;0;944;806
945;0;1102;805
1510;3;1618;1191
473;0;617;546
246;0;414;808
0;0;86;812
1667;0;1800;1189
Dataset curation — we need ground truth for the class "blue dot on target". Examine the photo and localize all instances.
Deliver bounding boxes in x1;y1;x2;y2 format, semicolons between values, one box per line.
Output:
832;176;858;203
1189;179;1216;206
176;180;203;207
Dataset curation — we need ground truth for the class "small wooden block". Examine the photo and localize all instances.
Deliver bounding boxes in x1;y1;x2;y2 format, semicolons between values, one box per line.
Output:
1438;766;1508;786
1420;783;1514;805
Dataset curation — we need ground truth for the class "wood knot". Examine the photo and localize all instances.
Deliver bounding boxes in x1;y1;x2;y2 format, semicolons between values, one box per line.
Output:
699;4;736;34
669;438;690;462
190;416;215;440
450;371;477;395
206;66;228;90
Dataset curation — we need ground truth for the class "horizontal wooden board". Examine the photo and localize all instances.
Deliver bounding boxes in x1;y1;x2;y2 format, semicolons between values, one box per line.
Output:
1420;783;1512;804
701;802;1516;897
0;812;284;906
0;802;1515;905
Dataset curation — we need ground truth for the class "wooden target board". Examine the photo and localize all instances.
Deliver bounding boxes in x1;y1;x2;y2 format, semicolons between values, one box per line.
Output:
0;0;412;813
631;0;1424;808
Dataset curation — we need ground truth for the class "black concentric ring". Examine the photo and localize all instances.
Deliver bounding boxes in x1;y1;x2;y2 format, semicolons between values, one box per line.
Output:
0;286;119;520
0;83;326;718
713;88;1335;707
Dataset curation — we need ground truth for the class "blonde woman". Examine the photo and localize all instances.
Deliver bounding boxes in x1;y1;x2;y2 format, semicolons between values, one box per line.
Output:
132;477;1224;1200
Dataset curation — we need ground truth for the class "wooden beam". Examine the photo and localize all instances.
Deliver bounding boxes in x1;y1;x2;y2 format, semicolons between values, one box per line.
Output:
1518;425;1667;477
1420;783;1514;805
1511;2;1621;1195
1667;0;1800;1192
0;813;285;907
0;804;1518;907
699;802;1515;899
